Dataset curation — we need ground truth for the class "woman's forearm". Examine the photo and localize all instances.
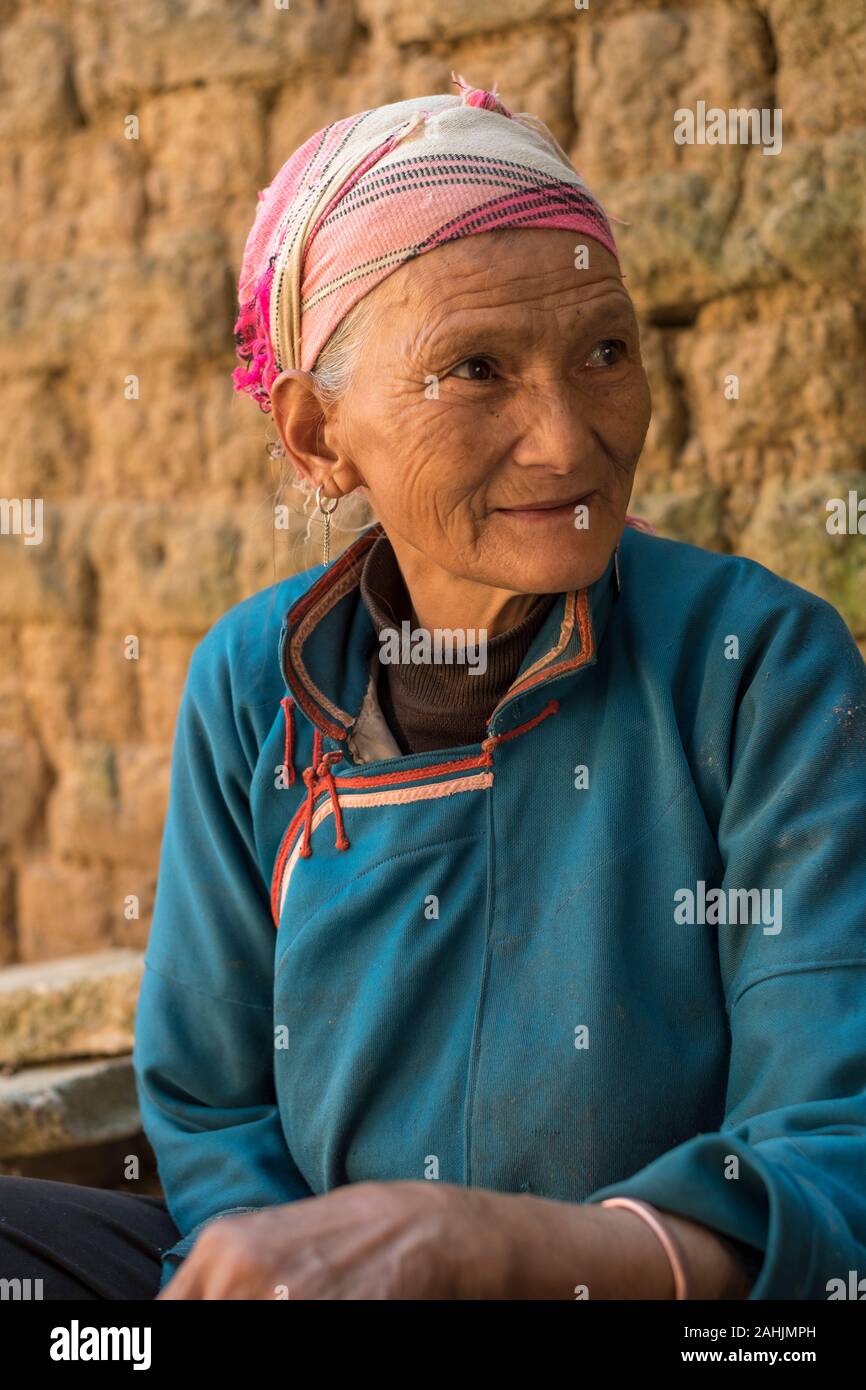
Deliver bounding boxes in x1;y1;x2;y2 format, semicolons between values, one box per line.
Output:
632;1206;755;1299
464;1190;755;1299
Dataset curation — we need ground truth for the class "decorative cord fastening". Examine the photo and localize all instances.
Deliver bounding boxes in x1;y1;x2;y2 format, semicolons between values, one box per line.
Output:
317;750;349;851
298;729;350;857
481;698;560;761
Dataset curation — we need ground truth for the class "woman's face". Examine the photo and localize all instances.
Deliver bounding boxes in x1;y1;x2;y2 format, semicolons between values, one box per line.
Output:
307;228;651;595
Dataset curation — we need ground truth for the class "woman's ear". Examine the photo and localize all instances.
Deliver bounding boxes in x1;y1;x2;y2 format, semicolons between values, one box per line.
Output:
269;369;363;497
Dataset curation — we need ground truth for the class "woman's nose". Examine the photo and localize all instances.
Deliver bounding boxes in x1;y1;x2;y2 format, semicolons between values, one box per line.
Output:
508;385;598;473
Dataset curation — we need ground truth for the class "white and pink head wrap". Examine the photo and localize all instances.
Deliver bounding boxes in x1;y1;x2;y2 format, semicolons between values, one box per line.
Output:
232;74;620;412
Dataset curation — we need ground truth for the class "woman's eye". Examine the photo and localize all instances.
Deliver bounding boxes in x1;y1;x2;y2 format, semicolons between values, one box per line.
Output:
586;339;628;369
450;357;496;381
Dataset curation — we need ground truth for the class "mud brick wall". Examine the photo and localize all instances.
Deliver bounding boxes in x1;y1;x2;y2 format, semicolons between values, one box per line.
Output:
1;0;864;962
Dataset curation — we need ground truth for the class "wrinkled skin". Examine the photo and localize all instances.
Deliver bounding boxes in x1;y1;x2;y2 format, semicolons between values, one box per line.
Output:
271;228;651;635
160;1182;504;1301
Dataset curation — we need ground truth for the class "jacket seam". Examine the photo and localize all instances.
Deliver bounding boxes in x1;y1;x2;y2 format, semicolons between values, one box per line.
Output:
141;960;273;1012
554;777;694;914
729;956;866;1013
751;1150;820;1300
463;772;497;1186
275;833;484;971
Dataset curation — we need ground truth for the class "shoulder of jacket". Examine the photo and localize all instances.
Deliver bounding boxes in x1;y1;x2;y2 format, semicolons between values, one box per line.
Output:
618;527;850;638
184;561;326;709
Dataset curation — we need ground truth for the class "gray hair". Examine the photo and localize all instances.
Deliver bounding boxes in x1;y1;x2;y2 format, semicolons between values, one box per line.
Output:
274;293;380;537
310;292;380;404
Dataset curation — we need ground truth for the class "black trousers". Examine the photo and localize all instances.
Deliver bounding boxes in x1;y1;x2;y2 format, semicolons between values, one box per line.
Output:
0;1176;180;1299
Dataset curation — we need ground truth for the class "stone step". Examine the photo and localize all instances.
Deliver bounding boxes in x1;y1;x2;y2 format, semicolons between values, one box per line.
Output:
0;949;143;1067
0;1132;159;1190
0;1056;140;1158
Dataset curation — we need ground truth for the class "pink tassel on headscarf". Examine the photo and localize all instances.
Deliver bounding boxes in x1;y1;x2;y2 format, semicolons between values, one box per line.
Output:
451;71;514;117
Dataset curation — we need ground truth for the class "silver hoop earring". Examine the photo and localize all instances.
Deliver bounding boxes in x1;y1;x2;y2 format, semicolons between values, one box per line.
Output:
315;485;339;566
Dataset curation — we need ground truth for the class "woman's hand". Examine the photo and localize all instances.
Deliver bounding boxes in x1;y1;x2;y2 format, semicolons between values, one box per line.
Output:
157;1179;752;1300
158;1180;507;1300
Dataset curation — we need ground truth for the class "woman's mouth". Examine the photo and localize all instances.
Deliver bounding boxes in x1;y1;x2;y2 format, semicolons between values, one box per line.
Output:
493;490;596;523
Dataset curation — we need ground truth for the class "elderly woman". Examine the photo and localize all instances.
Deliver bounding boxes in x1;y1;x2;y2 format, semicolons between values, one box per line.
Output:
2;77;865;1302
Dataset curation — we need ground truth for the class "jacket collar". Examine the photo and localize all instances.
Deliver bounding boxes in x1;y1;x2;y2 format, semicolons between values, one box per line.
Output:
279;522;621;744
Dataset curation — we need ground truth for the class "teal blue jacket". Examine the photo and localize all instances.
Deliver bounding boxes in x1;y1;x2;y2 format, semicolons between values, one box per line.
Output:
133;523;866;1298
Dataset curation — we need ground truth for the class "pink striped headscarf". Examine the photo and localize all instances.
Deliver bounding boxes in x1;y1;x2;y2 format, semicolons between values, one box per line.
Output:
232;74;621;413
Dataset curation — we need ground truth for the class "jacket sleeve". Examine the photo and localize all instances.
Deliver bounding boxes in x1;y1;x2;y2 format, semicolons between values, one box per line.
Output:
132;627;313;1291
587;580;866;1299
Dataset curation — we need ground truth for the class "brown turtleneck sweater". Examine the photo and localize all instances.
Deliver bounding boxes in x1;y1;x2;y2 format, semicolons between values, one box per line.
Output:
359;535;557;754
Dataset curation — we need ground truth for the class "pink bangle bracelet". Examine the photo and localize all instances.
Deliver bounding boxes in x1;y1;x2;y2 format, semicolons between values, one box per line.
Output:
599;1197;691;1299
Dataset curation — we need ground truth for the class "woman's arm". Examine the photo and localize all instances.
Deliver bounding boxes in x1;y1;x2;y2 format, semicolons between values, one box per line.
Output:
133;613;313;1290
478;1196;756;1298
154;1177;755;1300
582;579;866;1299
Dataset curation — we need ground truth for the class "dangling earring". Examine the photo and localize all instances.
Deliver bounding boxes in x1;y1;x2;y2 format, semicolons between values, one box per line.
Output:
315;484;339;566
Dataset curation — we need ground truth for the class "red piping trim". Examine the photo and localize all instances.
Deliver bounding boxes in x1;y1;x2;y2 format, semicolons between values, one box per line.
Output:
298;730;325;859
287;678;347;743
279;696;296;786
269;697;563;927
272;796;313;923
287;525;382;630
269;747;490;922
332;750;492;789
486;590;594;727
482;698;559;752
270;561;594;927
281;525;384;740
283;541;597;745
